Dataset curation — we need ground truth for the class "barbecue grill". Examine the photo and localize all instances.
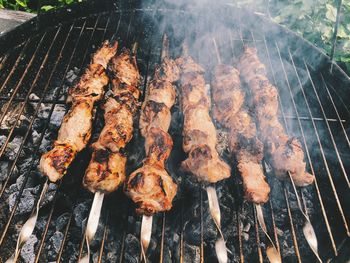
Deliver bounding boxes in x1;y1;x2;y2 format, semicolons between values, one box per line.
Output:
0;0;349;262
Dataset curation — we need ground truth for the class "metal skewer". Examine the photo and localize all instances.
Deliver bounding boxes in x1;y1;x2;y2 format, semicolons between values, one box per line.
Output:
287;172;321;262
213;37;280;263
80;42;139;263
6;179;49;263
79;192;105;263
207;186;228;263
140;35;169;262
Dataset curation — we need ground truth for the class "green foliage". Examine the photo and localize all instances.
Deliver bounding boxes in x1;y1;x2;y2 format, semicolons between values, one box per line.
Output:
0;0;348;73
271;0;350;73
231;0;350;73
0;0;83;12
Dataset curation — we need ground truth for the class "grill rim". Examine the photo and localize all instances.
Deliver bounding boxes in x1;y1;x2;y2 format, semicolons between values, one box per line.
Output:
0;1;349;262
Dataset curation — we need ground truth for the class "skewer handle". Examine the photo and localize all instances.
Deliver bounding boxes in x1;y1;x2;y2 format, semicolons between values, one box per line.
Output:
287;172;320;261
207;186;228;263
6;180;50;263
140;215;153;262
255;204;281;263
79;191;105;263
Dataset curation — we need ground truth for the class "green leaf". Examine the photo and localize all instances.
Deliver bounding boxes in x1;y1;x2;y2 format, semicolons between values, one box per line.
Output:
15;0;27;8
325;3;337;22
337;25;349;39
41;5;54;11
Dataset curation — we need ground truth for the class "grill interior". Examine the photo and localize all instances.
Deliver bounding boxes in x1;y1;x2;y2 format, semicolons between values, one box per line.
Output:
0;3;349;262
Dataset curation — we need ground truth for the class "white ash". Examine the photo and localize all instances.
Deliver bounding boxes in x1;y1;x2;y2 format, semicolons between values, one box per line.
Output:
20;234;38;263
39;132;53;153
29;93;46;111
49;104;66;127
31;130;41;145
66;67;79;84
0;101;29;130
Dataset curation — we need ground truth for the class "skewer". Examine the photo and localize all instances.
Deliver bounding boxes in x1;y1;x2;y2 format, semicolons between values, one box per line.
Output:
206;186;228;263
182;40;229;263
287;172;320;261
139;34;169;263
79;192;105;263
80;42;139;263
212;37;280;263
249;29;319;260
6;179;49;263
241;27;319;261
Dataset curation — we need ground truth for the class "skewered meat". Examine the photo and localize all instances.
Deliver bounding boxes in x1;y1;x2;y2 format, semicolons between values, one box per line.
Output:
177;55;231;183
239;47;314;186
83;48;141;193
212;64;270;203
125;57;179;215
126;163;177;215
40;41;118;183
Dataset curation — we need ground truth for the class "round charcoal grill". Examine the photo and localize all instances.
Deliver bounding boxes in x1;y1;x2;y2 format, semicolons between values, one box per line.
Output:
0;1;349;262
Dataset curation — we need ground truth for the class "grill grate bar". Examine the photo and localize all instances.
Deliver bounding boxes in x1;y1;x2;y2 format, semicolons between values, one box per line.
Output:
0;32;49;161
261;33;340;257
274;39;344;255
0;27;66;247
283;186;302;263
200;187;204;263
57;214;73;262
0;17;89;257
302;60;350;187
275;40;350;235
252;204;263;263
320;75;350;147
0;25;72;201
0;38;31;94
34;181;62;263
97;211;109;263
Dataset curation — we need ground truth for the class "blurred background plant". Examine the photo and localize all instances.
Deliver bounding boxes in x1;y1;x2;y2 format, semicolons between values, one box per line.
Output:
0;0;349;74
0;0;84;12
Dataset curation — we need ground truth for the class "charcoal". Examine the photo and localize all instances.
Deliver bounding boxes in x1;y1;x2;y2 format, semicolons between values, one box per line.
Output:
73;201;90;229
55;212;70;231
0;161;18;181
47;231;64;260
184;243;200;263
123;234;140;263
4;136;24;161
8;185;40;215
20;234;38;263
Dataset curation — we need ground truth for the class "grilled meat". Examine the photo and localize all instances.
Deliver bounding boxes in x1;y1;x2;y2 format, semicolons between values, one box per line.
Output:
83;48;141;193
39;41;118;183
57;99;94;151
212;64;270;203
238;47;314;186
125;58;179;215
126;164;177;215
177;56;231;183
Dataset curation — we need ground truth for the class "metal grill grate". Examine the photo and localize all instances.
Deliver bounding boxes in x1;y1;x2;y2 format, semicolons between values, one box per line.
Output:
0;5;349;263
